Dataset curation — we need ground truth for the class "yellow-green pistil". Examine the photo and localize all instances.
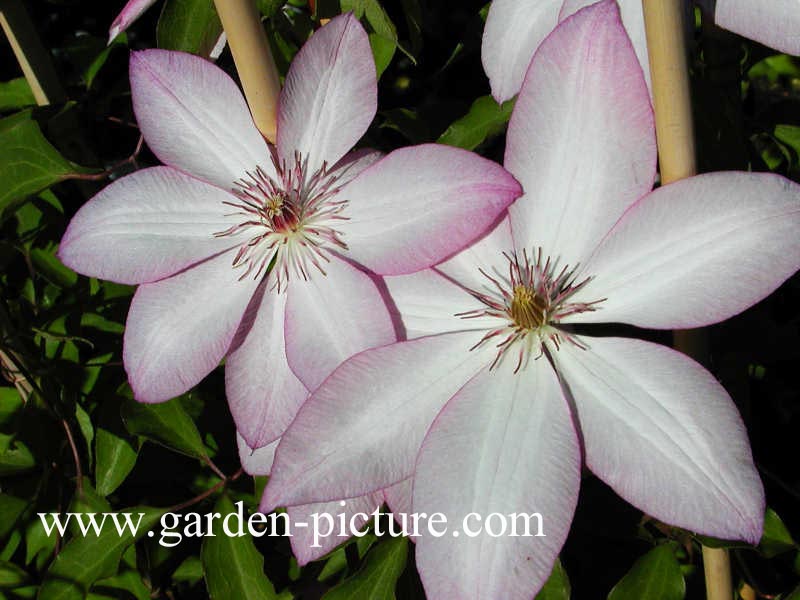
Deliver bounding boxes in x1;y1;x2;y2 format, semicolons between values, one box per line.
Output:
509;284;548;330
461;249;605;372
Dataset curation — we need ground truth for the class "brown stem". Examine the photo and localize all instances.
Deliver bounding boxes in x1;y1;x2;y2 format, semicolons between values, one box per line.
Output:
61;418;84;495
641;1;732;599
66;135;144;182
167;467;243;512
212;0;281;142
204;455;227;481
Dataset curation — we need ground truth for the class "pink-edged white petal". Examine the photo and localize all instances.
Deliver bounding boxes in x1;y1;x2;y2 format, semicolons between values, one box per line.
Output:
384;269;501;341
58;167;238;285
553;336;764;543
284;255;396;392
415;358;580;600
227;284;309;448
568;172;800;329
130;49;272;189
330;148;383;187
560;0;650;91
123;250;259;403
277;13;376;175
238;434;384;565
505;0;655;268
711;0;800;56
434;216;514;292
339;144;521;275
288;493;384;565
384;479;413;518
109;0;157;43
261;332;493;511
481;0;562;103
237;433;279;476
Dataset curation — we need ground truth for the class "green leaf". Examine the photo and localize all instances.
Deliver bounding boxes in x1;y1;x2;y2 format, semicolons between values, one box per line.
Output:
322;536;408;600
318;533;377;581
0;79;36;112
121;396;208;460
0;437;35;476
438;95;515;150
69;480;113;518
80;314;125;335
0;529;21;562
0;110;87;215
30;246;78;288
201;495;278;600
172;555;203;584
607;544;685;600
157;0;223;56
775;124;800;151
0;389;23;426
95;401;139;497
369;32;396;78
0;495;28;539
39;506;162;600
341;0;413;71
75;403;94;469
774;124;800;170
536;558;571;600
748;54;800;84
759;508;796;558
85;33;127;89
93;569;150;600
24;516;57;568
0;560;29;588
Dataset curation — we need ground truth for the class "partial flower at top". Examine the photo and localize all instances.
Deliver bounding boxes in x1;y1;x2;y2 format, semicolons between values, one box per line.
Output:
108;0;227;59
59;13;520;454
261;2;800;599
483;0;800;103
109;0;157;43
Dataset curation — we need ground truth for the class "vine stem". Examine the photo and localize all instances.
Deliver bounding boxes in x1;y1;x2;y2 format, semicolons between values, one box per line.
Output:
640;2;732;599
212;0;281;142
61;418;84;495
167;467;243;513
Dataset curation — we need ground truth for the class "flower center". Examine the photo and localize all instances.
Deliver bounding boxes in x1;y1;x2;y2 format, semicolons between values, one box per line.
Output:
459;249;604;372
264;191;289;222
509;284;547;330
214;151;348;290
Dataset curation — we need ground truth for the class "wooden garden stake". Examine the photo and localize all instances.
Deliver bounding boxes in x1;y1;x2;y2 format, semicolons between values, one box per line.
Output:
0;0;65;106
212;0;281;142
641;2;732;599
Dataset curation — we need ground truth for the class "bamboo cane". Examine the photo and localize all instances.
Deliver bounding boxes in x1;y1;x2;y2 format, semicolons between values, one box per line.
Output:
0;0;65;106
641;2;732;599
212;0;281;142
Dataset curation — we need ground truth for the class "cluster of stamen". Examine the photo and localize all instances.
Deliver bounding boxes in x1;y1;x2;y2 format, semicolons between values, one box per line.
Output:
459;248;604;373
214;149;350;290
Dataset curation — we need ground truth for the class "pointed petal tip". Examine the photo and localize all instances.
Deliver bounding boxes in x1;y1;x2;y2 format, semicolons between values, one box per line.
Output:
237;427;274;453
277;9;375;173
108;25;121;45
